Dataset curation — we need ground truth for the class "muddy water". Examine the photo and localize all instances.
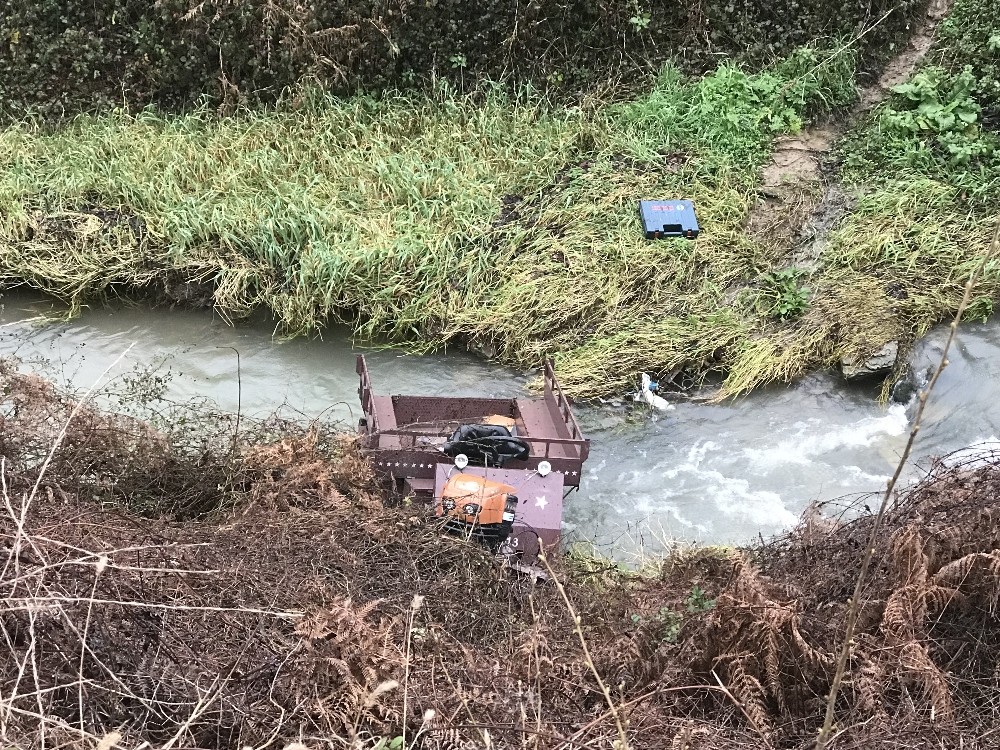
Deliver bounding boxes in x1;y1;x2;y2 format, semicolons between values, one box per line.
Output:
2;289;997;557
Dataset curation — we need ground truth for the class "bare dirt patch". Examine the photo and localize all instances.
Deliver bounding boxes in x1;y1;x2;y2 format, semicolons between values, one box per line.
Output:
750;126;837;263
750;0;954;267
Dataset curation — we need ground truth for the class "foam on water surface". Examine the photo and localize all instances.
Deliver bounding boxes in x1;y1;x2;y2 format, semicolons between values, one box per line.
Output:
6;290;1000;556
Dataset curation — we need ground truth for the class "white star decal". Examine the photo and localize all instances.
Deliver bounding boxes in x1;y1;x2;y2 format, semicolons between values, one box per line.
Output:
535;495;548;510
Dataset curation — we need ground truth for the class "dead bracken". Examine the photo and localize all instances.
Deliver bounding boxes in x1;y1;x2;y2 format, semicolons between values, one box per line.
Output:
1;361;1000;749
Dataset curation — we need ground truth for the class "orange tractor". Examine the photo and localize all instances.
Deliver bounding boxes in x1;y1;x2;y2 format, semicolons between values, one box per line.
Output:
356;355;590;559
436;472;519;546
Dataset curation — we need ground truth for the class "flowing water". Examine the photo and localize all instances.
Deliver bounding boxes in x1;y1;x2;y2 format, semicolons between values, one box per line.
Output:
3;288;998;557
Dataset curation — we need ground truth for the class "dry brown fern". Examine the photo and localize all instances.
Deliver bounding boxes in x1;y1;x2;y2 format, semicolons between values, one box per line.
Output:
851;649;887;717
706;553;831;730
882;583;928;644
889;524;929;589
287;597;402;733
922;584;966;614
725;659;771;737
898;640;954;724
931;550;1000;592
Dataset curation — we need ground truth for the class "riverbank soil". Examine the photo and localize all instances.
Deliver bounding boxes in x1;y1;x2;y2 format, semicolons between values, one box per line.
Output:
4;365;1000;748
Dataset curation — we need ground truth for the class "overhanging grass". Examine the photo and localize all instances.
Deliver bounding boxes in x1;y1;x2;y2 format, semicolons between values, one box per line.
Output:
0;48;905;399
1;90;593;334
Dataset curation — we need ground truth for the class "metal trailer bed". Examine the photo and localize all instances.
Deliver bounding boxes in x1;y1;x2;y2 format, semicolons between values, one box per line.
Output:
355;354;590;498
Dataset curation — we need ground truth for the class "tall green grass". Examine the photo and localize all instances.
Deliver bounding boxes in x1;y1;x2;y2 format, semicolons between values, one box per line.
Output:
1;89;592;330
0;49;873;398
789;0;1000;398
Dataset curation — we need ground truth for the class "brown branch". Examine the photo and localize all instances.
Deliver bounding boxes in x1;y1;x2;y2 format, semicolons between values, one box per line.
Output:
816;218;1000;748
539;550;630;750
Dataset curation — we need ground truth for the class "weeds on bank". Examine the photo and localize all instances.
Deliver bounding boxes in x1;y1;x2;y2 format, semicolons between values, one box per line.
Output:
757;268;811;320
630;583;717;644
796;2;1000;384
721;0;1000;398
1;46;858;399
932;0;1000;122
10;357;1000;747
3;16;999;401
15;36;987;403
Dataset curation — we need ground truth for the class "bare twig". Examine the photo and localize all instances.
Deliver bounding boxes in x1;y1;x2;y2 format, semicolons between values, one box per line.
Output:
401;593;424;749
816;219;1000;749
711;670;773;748
215;345;242;453
2;595;301;618
538;550;630;750
77;555;107;737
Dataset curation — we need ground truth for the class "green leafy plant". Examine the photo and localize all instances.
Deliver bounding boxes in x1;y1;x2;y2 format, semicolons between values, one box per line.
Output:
684;584;716;612
758;268;811;320
654;607;683;643
630;607;683;643
888;68;979;131
629;13;651;32
882;67;990;166
631;585;715;644
934;0;1000;122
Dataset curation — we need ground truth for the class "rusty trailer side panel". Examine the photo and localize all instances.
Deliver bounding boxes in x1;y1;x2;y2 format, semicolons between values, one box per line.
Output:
356;355;589;490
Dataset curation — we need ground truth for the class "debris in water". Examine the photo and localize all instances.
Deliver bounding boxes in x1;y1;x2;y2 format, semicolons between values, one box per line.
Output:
634;372;673;411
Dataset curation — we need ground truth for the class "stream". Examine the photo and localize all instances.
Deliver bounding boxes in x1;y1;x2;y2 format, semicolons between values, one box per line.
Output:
2;288;997;558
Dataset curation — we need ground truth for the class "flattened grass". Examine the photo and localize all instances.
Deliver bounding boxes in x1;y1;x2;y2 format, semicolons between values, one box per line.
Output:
1;92;591;332
9;48;951;400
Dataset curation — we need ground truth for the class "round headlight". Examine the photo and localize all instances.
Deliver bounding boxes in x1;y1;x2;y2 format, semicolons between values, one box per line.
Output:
454;453;469;470
537;460;552;477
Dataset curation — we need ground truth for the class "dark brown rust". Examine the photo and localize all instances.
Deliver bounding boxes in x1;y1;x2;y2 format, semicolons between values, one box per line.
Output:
356;355;589;495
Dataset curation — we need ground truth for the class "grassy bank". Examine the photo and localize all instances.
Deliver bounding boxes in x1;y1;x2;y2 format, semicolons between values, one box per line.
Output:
3;48;860;399
4;362;1000;748
800;0;1000;393
2;0;999;399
